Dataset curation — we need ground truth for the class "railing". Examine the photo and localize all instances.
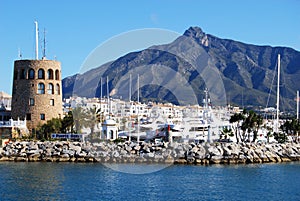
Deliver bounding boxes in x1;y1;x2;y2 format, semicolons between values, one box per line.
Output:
0;119;27;127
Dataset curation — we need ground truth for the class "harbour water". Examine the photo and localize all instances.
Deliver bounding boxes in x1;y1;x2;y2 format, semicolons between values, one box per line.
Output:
0;162;299;201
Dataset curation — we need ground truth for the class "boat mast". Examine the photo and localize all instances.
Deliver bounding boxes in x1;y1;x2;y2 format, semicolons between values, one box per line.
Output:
297;90;299;120
276;54;280;133
100;77;103;101
129;74;132;142
137;74;140;143
204;88;208;109
129;74;132;102
34;21;39;60
107;76;110;118
137;74;140;104
297;90;299;143
100;77;102;117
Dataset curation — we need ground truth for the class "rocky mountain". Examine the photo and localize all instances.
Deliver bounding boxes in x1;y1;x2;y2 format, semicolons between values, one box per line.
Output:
62;26;300;112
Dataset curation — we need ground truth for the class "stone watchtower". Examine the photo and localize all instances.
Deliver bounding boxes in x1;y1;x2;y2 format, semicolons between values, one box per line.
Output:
11;59;63;131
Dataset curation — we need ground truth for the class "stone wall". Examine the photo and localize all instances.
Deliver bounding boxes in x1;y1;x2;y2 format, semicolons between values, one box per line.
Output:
1;141;300;164
11;60;63;131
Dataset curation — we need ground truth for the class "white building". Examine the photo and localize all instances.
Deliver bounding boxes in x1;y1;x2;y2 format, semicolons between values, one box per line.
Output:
0;118;29;141
102;118;118;140
0;91;12;110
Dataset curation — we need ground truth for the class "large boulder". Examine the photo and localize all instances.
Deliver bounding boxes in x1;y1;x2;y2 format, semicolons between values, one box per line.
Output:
207;146;221;157
195;146;206;159
210;155;223;164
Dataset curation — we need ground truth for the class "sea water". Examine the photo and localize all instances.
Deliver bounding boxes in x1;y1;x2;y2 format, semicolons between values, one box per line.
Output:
0;162;299;201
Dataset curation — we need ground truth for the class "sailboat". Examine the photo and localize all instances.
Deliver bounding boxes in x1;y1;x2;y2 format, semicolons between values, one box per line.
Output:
264;54;281;131
256;54;282;143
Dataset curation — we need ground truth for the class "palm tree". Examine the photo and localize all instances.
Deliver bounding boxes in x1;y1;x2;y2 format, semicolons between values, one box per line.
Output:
251;112;263;142
96;108;105;124
96;108;105;139
281;118;300;142
37;118;62;140
221;127;234;140
85;107;99;141
264;125;273;143
240;110;263;142
230;112;245;143
290;119;300;137
61;111;75;133
72;107;88;133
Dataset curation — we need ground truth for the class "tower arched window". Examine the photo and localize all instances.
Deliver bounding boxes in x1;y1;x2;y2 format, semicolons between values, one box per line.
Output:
48;83;54;94
20;69;26;79
37;83;45;94
55;84;60;95
38;69;45;79
55;70;60;80
28;69;35;79
47;69;53;80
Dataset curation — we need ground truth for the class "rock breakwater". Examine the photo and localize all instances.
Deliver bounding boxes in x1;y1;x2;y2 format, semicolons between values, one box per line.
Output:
1;141;300;164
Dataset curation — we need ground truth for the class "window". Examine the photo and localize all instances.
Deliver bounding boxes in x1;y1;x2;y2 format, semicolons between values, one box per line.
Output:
29;98;35;106
50;99;54;106
48;83;54;94
38;69;45;79
55;84;60;95
20;69;26;79
28;69;35;79
40;113;45;120
55;70;59;80
37;83;45;94
26;113;31;120
110;130;114;139
47;69;53;79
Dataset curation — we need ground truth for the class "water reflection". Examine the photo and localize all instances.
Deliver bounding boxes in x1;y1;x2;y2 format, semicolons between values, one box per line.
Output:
0;162;299;201
103;163;168;174
0;162;65;201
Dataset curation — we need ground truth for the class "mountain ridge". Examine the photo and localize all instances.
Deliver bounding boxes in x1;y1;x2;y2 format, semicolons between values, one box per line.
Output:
62;26;300;112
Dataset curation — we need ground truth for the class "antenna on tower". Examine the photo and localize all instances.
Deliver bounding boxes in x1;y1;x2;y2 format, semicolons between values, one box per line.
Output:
42;28;47;60
34;21;39;60
18;47;22;59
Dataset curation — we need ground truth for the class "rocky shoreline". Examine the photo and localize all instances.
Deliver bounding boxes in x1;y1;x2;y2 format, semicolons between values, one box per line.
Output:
1;140;300;165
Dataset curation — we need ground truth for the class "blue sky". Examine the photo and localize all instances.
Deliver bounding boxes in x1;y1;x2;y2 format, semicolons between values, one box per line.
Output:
0;0;299;94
